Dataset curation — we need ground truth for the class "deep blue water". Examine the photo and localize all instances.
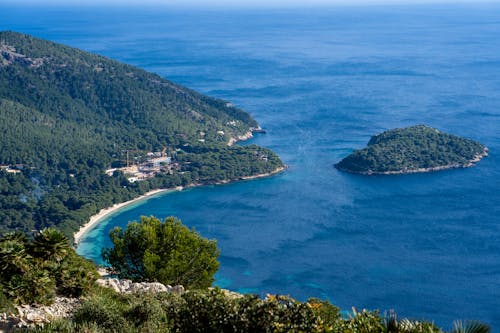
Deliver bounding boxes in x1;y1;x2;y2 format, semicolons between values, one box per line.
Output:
2;3;500;330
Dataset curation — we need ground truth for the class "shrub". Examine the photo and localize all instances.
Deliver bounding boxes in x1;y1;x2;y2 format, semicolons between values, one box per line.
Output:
125;294;170;332
164;289;327;333
451;320;490;333
266;295;321;333
28;319;101;333
55;253;99;297
0;286;15;314
168;288;237;332
0;229;98;305
383;311;443;333
307;298;341;331
332;309;385;333
73;298;130;332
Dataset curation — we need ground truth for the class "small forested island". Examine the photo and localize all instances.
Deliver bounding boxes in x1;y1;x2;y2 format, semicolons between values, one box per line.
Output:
0;31;284;238
335;125;488;175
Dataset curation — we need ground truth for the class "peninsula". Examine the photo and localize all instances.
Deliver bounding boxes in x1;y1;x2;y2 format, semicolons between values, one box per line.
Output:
0;31;283;239
335;125;488;175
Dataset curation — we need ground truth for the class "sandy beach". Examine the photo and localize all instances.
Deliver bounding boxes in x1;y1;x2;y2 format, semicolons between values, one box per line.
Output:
73;166;286;245
73;188;179;244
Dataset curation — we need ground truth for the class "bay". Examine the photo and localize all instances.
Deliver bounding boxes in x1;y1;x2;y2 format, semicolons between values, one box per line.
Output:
2;3;500;330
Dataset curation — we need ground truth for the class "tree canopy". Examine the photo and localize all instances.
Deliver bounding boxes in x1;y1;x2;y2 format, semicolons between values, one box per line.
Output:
102;216;220;289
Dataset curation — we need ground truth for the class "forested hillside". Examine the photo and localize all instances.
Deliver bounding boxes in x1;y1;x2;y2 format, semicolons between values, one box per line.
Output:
0;31;283;238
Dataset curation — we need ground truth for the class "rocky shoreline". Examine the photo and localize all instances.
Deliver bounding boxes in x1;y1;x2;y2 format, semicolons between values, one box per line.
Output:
337;147;489;176
227;126;265;146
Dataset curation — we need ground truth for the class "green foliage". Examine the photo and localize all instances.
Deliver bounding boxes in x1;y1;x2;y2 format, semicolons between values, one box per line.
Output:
73;299;131;332
102;216;220;289
0;31;283;237
6;264;56;305
55;252;100;297
28;319;102;333
336;125;486;174
168;288;238;332
67;288;170;333
383;311;442;333
451;321;491;333
398;319;443;333
32;227;71;261
0;285;16;314
162;289;336;333
125;297;168;331
178;144;283;183
306;298;341;331
23;285;483;333
0;229;98;305
331;309;385;333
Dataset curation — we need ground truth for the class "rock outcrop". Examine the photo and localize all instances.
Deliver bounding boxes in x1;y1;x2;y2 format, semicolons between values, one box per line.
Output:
96;278;185;295
0;278;184;331
0;297;81;332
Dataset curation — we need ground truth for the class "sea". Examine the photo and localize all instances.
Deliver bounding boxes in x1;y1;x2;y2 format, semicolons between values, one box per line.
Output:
2;3;500;330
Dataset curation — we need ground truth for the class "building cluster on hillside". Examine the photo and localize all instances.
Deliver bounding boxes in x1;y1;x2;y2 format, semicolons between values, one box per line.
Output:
105;150;178;183
0;165;24;174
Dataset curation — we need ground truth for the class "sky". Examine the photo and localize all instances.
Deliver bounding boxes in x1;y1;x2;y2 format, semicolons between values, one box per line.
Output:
6;0;500;7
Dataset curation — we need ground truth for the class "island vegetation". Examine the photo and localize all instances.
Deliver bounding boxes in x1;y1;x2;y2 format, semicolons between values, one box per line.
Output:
335;125;487;175
0;31;283;240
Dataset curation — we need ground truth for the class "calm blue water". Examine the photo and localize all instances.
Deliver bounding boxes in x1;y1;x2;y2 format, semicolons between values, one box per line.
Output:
2;3;500;330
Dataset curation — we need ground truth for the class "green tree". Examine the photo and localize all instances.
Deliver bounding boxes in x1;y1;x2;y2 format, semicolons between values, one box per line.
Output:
102;216;220;289
31;228;71;262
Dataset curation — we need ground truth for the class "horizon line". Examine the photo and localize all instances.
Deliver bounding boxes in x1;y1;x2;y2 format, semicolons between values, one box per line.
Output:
3;0;500;9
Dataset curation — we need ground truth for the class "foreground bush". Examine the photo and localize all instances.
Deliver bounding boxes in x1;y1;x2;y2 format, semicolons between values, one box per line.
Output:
0;229;98;305
26;286;471;333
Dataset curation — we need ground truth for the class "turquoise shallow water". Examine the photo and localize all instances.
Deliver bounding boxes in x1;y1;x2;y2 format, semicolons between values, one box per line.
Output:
2;3;500;330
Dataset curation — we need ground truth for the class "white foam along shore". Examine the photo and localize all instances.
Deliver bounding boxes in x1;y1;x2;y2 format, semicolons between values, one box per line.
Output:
73;188;179;244
73;166;286;245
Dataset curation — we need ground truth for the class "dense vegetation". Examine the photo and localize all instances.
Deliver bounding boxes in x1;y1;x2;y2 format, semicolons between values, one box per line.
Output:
0;31;283;239
26;287;489;333
103;216;220;289
0;228;98;306
335;125;486;174
25;286;435;333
